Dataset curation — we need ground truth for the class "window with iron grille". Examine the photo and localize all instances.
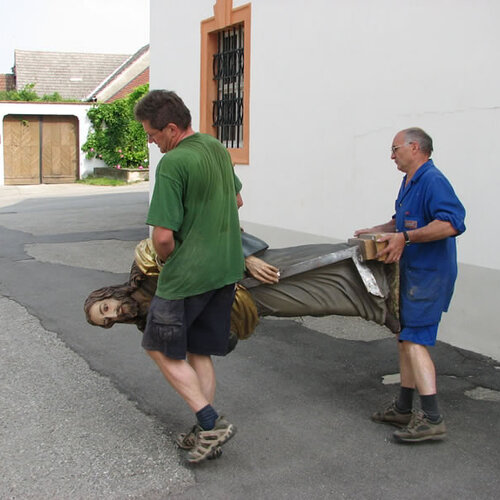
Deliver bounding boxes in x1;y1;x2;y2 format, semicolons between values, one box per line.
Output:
200;1;250;164
212;25;244;149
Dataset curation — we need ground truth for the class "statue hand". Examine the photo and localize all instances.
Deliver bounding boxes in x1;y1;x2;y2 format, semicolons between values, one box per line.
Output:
245;255;280;284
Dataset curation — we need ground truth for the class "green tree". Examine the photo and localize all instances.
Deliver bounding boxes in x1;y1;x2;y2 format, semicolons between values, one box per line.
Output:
82;84;149;169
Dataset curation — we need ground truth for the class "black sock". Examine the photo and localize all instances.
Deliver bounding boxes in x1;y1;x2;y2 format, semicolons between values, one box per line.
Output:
420;395;441;422
396;387;415;413
196;404;219;430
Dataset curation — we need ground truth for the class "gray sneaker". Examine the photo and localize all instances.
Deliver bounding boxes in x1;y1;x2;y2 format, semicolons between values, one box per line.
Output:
371;399;412;428
186;416;236;464
393;410;447;442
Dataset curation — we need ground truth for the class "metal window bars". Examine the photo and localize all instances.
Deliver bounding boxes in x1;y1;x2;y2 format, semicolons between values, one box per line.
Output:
212;24;244;148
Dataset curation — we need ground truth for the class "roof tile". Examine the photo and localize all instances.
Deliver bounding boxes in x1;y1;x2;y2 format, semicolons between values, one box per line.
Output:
14;49;131;100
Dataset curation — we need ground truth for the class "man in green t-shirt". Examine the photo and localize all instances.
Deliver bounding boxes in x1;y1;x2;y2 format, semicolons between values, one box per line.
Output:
134;90;244;463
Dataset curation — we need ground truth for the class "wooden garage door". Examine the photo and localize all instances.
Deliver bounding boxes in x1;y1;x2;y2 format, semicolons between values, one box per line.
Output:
41;115;78;184
3;115;79;185
3;115;41;185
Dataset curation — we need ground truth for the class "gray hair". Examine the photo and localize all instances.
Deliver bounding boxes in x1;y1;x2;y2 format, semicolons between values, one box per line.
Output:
402;127;433;156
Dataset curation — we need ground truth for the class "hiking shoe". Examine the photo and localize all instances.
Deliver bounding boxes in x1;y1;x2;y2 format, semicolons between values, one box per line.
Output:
176;424;223;460
176;425;199;450
186;416;237;464
393;410;446;442
371;399;412;428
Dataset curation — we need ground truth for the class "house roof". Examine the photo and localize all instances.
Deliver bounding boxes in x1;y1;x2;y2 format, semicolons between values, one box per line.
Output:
14;49;131;100
86;44;149;102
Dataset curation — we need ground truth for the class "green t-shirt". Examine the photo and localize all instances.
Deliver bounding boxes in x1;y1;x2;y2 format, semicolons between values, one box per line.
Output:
147;133;244;299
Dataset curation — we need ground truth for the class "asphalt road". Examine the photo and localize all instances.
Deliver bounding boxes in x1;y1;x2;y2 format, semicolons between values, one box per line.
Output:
1;183;499;499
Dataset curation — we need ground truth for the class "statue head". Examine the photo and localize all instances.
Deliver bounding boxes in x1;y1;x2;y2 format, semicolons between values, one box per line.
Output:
84;283;140;328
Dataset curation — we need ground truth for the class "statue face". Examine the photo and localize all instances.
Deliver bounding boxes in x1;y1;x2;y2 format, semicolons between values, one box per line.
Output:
88;297;138;328
88;298;124;327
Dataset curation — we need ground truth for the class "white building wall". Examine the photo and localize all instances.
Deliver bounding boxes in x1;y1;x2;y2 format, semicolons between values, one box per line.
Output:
150;0;500;360
0;102;96;185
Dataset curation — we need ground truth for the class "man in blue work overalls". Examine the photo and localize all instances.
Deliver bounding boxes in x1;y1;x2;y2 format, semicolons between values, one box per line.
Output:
355;127;466;442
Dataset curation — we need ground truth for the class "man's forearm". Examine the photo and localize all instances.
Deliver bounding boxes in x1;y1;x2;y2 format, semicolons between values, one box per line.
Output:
152;226;175;262
373;220;397;233
354;219;396;236
376;219;458;263
404;219;458;244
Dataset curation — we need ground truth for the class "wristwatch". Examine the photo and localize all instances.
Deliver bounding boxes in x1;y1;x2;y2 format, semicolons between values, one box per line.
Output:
403;231;411;246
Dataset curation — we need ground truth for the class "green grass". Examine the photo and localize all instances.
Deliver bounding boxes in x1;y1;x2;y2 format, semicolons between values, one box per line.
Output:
76;175;129;186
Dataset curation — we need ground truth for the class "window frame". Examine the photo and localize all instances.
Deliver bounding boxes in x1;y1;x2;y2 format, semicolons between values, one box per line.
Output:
200;1;251;164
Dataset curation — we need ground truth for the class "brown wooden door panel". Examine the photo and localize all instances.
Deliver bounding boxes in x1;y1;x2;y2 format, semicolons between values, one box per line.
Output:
3;115;41;185
41;115;79;183
2;114;79;185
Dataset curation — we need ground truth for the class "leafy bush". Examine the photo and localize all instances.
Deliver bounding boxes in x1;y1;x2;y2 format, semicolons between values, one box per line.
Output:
82;84;149;170
0;83;70;102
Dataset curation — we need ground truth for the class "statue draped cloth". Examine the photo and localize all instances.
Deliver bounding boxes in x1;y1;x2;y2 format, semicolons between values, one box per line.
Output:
132;238;399;340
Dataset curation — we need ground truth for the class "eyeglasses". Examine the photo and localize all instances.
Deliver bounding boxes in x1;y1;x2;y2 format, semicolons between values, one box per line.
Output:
146;128;163;141
391;144;405;154
391;141;415;154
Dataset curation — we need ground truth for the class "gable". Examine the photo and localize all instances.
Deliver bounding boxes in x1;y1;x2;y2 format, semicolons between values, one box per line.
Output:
86;44;150;102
